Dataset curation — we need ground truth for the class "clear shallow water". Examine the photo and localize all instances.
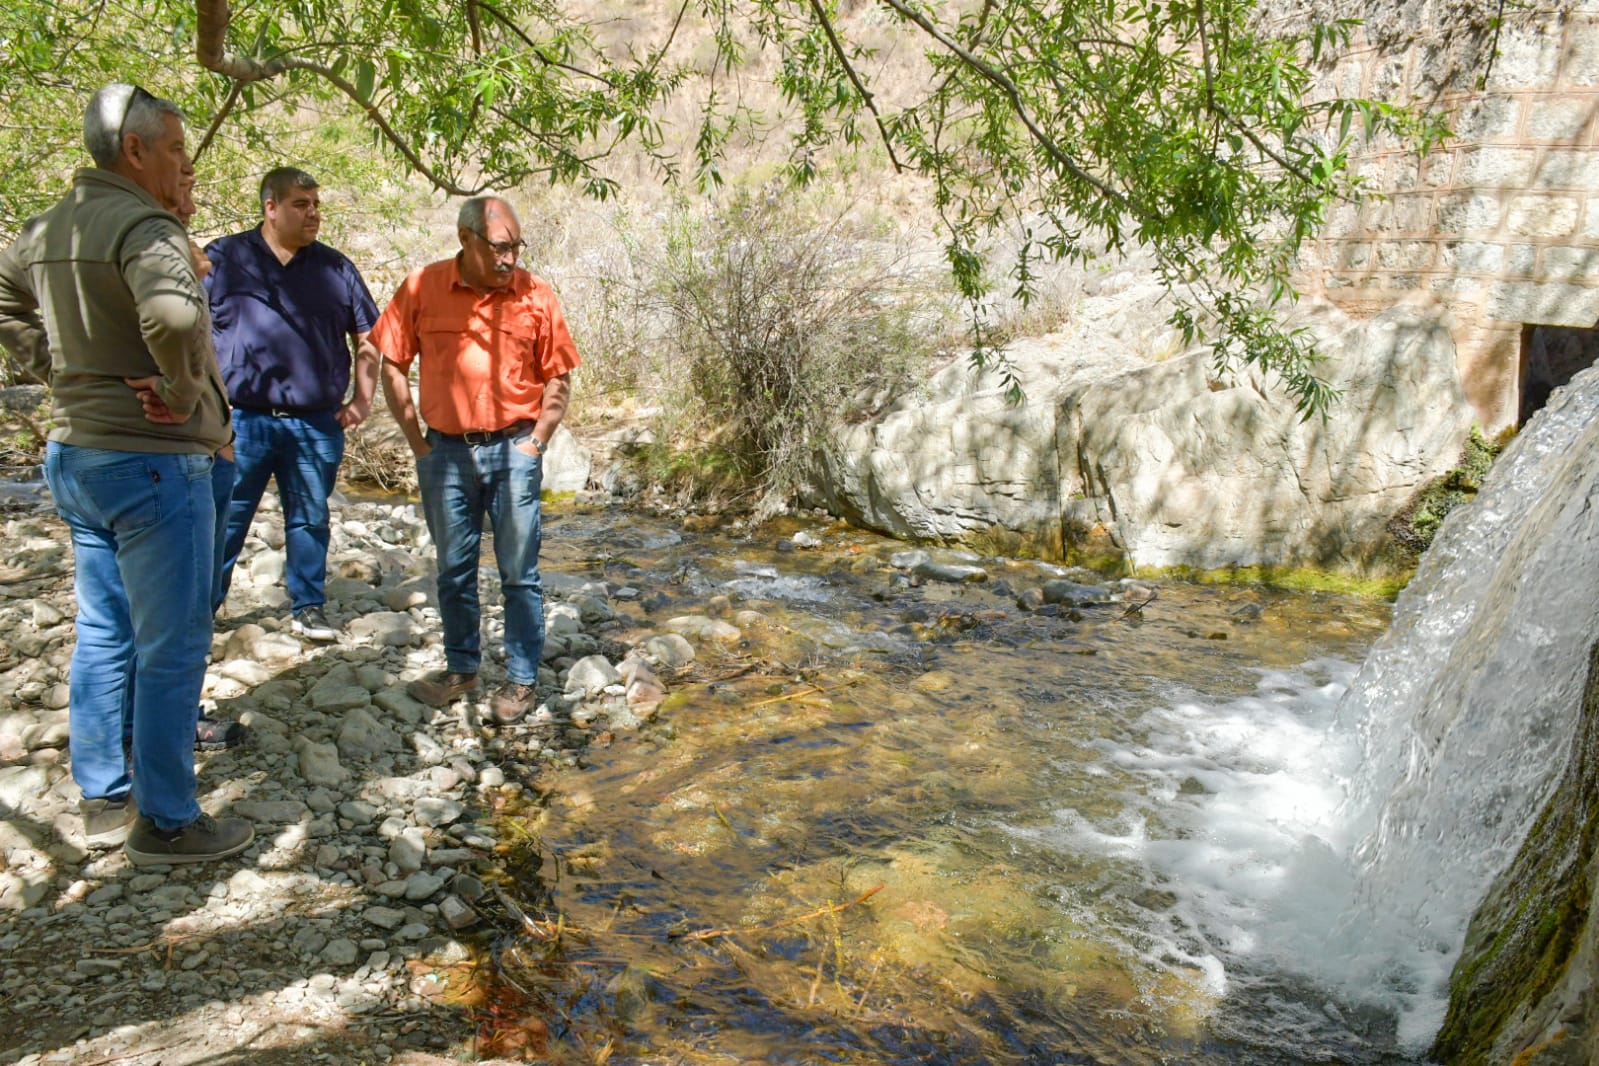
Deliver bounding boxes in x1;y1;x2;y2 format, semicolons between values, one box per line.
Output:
500;511;1410;1064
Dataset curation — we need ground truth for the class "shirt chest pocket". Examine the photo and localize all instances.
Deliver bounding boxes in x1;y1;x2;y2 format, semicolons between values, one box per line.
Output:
417;312;475;359
419;309;539;358
492;308;545;382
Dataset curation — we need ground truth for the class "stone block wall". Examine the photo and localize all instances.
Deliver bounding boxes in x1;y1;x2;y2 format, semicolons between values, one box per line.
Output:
1292;0;1599;432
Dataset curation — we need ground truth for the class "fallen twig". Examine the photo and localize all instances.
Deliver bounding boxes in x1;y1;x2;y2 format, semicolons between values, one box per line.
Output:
1118;593;1157;620
675;883;884;942
71;1044;183;1066
746;676;864;709
84;931;202;956
747;685;824;708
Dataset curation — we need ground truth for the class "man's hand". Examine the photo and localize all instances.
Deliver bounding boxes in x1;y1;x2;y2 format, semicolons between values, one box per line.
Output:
336;397;372;429
123;375;190;424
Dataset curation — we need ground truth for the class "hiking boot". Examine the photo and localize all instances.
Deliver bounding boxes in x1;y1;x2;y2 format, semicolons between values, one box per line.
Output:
80;795;137;848
491;682;535;724
291;606;338;642
124;813;254;867
407;670;480;708
196;713;248;751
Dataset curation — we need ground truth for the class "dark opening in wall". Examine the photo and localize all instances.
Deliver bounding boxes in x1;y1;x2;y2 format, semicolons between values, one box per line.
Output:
1519;324;1599;425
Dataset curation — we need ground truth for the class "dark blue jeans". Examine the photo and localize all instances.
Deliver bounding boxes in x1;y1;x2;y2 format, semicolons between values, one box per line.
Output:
44;443;214;830
217;408;343;612
211;452;237;611
416;429;545;684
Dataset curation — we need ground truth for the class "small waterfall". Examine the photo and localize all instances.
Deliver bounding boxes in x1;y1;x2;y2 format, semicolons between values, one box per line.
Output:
1329;362;1599;1044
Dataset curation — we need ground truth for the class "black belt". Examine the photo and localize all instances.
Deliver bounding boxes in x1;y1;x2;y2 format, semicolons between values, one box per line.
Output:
234;403;329;419
432;420;534;445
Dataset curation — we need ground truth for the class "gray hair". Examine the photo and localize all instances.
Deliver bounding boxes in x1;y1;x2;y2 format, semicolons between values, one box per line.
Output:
83;83;183;168
457;196;519;234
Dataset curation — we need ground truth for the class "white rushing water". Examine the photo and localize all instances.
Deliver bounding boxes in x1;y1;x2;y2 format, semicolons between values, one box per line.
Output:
1059;364;1599;1052
1328;362;1599;1043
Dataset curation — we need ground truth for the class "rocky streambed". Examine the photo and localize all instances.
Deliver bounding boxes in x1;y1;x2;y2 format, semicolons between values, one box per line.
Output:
0;487;701;1065
0;481;1400;1066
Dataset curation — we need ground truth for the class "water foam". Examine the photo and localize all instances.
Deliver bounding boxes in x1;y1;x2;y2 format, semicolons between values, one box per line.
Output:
1068;365;1599;1049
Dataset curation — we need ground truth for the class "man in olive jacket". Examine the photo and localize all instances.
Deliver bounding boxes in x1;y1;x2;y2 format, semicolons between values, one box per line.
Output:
0;83;252;867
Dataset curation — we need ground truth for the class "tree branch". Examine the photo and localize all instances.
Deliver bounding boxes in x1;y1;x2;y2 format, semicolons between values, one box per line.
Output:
195;0;293;82
802;0;903;172
876;0;1130;211
191;78;241;164
472;0;615;86
466;0;483;53
194;0;480;194
1214;104;1318;185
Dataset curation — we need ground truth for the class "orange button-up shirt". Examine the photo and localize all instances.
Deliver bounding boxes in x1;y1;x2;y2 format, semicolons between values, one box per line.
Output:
370;256;581;435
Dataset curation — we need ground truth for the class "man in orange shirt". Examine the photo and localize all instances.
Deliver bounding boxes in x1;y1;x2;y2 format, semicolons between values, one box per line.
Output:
371;195;580;724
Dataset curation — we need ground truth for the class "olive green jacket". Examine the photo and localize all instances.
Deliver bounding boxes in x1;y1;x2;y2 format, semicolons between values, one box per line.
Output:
0;168;230;453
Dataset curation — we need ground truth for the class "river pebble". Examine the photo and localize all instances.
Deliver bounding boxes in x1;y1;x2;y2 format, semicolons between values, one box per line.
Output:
0;493;702;1063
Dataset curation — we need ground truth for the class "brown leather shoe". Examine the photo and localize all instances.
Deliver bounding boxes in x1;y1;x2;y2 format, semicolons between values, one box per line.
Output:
491;682;535;724
407;670;480;707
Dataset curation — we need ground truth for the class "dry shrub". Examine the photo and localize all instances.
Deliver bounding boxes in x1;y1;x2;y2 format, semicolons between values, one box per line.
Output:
571;185;951;515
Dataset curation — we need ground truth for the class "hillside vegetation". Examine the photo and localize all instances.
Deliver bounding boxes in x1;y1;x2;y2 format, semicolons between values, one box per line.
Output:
0;0;1445;508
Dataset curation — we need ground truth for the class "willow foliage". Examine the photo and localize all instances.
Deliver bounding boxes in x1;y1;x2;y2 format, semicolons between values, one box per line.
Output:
0;0;1446;412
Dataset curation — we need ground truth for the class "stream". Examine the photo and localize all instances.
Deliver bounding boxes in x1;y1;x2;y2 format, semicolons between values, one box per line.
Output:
484;507;1410;1065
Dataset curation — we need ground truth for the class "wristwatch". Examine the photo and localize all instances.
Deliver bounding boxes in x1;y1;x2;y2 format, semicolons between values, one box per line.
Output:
528;434;545;456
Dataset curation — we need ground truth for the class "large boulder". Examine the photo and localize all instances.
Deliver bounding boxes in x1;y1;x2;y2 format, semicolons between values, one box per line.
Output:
801;274;1168;557
1069;299;1474;568
541;424;592;495
801;289;1475;571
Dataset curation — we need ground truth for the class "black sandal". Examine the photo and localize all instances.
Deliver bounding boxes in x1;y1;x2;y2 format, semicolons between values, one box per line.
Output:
195;714;248;751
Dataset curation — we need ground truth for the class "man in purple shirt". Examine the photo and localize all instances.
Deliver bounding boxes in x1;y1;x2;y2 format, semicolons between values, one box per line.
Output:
206;167;380;640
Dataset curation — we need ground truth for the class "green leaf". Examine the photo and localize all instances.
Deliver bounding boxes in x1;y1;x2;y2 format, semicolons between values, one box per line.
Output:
355;59;376;103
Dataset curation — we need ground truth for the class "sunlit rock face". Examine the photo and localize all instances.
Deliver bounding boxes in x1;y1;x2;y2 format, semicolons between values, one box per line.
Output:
801;292;1474;571
1068;300;1473;569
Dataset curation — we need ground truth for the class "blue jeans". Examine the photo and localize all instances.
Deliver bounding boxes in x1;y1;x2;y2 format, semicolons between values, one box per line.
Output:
211;452;237;612
416;430;545;684
217;409;344;613
44;442;214;830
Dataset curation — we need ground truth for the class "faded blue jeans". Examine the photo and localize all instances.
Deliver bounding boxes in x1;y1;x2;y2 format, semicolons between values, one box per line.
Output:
44;442;214;830
416;429;545;685
216;409;343;613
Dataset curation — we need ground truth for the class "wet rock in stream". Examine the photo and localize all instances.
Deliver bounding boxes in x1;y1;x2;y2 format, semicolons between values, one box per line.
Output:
0;492;720;1064
0;490;1173;1064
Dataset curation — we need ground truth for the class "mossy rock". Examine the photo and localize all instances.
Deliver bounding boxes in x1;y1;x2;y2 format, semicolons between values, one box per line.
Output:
1432;641;1599;1064
1388;428;1505;562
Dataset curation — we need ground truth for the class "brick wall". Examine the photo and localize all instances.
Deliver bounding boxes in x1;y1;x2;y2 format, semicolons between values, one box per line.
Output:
1298;1;1599;430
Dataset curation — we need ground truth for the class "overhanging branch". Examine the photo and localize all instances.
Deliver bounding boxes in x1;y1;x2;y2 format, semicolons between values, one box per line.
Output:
876;0;1131;211
191;79;240;163
803;0;903;172
194;0;478;194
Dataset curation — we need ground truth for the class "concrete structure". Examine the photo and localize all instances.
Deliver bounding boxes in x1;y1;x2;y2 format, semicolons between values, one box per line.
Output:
1288;0;1599;432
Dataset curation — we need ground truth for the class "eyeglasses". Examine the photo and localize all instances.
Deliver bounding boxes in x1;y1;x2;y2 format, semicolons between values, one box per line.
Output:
116;84;155;140
470;230;525;258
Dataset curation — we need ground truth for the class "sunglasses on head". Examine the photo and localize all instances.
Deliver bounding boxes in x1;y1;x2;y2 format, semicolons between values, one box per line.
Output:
115;84;156;140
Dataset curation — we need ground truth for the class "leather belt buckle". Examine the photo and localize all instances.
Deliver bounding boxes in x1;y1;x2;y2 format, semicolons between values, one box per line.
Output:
462;429;496;445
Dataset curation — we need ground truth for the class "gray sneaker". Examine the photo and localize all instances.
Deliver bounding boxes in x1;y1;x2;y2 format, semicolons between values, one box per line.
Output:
291;606;338;642
80;795;137;848
124;813;254;867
